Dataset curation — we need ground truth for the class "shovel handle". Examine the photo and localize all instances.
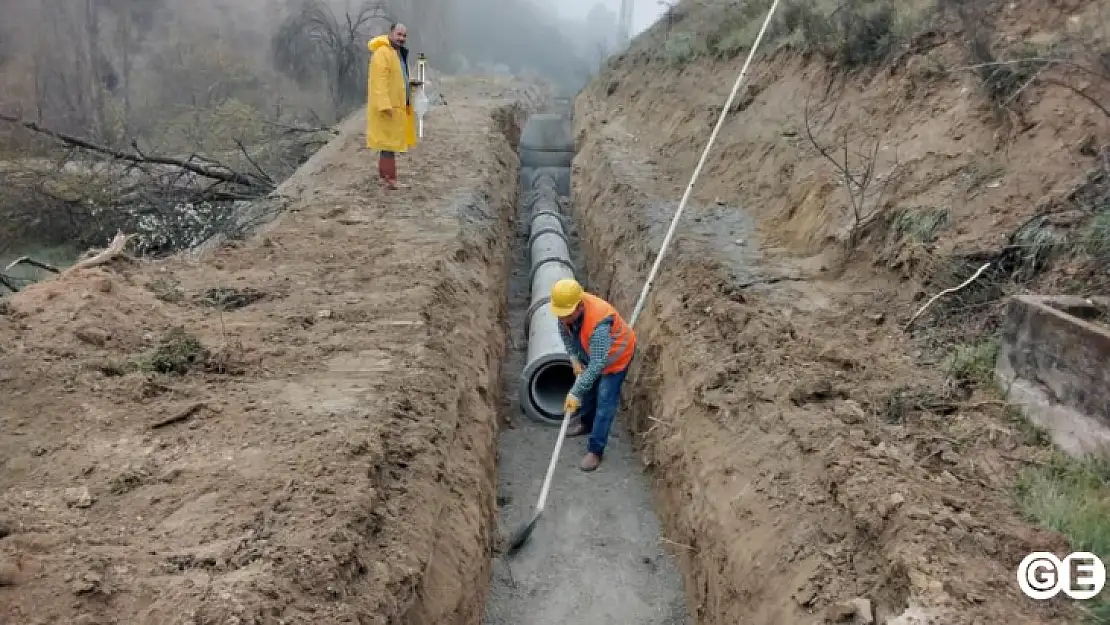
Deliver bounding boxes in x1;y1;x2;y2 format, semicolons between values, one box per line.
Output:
535;411;572;513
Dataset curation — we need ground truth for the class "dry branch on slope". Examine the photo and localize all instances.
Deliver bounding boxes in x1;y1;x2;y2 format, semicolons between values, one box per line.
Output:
802;81;904;258
0;113;275;192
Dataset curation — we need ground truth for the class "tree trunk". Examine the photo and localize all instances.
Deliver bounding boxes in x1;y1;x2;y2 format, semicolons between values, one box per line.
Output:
84;0;104;140
120;11;132;139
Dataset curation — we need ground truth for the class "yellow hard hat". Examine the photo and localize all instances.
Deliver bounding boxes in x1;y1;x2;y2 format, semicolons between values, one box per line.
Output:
550;278;583;318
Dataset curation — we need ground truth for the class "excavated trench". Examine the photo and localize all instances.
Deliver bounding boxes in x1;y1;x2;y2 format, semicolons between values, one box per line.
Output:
483;111;688;624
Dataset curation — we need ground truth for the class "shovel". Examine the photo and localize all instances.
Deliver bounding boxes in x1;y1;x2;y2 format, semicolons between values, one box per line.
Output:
505;410;572;555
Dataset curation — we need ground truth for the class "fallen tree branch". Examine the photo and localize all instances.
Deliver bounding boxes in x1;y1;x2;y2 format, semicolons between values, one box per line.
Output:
0;113;274;191
69;232;137;272
0;273;19;293
234;138;275;185
903;262;992;332
735;275;809;289
4;257;61;274
258;118;338;135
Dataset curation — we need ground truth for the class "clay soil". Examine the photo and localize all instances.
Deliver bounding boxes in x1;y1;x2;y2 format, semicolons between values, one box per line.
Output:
0;77;543;625
569;1;1109;623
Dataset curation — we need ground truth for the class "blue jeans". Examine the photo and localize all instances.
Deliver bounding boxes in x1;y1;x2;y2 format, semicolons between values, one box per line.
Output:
577;365;629;456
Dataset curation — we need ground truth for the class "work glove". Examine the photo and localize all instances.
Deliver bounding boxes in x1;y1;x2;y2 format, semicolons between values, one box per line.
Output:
571;359;584;376
564;393;581;415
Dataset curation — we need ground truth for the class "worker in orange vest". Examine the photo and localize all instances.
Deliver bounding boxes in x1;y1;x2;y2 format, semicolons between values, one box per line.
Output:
550;278;637;472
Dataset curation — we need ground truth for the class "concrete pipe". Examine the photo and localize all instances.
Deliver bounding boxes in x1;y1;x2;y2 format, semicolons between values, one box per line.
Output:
519;113;574;169
523;166;571;196
518;167;577;426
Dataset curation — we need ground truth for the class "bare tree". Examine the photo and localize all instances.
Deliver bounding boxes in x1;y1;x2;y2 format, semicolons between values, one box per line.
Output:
0;20;11;68
802;82;902;257
97;0;165;139
272;0;388;119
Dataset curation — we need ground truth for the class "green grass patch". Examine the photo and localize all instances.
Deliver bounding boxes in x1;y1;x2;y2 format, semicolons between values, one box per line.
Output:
1011;215;1068;282
967;34;1058;110
944;339;999;386
1080;210;1110;262
1015;454;1110;622
1005;403;1052;448
892;207;950;244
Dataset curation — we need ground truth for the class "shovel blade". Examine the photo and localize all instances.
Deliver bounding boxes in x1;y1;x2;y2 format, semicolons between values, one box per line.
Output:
505;512;540;556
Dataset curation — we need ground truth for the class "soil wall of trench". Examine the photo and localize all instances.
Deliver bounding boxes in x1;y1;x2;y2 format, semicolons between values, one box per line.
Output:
567;112;994;624
569;83;1072;623
0;79;544;625
569;131;809;624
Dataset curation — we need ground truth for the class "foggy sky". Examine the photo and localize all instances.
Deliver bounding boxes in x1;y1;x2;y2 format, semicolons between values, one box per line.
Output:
548;0;664;35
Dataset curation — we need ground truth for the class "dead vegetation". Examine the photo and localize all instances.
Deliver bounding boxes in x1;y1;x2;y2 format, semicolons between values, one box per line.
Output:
802;78;904;257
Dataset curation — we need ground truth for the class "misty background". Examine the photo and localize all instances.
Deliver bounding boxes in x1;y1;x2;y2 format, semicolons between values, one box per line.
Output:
0;0;665;285
0;0;664;140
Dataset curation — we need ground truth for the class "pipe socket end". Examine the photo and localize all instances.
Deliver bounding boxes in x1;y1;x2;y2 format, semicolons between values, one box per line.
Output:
519;355;575;426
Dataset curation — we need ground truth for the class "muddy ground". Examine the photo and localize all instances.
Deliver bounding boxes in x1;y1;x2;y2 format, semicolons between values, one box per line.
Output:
0;77;544;625
570;91;1077;624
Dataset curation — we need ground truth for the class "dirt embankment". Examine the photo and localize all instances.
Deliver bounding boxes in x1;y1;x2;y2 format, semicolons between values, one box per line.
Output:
570;2;1106;623
0;77;544;624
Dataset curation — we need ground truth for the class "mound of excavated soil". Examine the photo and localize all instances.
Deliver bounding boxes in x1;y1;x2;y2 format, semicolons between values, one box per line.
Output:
0;77;543;624
570;86;1076;624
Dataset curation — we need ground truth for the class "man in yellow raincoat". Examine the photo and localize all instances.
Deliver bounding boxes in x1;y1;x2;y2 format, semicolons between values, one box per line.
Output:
367;23;418;190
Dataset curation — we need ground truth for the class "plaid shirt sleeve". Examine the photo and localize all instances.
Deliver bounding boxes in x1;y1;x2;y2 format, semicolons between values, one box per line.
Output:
569;317;613;398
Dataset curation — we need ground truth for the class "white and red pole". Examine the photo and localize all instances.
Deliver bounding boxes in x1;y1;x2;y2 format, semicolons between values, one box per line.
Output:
415;53;428;138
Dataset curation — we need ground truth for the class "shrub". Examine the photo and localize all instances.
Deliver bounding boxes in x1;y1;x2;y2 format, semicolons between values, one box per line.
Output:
662;32;703;66
141;327;210;374
1081;209;1110;262
892;207;950;244
705;0;934;67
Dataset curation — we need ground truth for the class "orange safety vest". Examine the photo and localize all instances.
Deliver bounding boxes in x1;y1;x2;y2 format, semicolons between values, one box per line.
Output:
577;293;636;374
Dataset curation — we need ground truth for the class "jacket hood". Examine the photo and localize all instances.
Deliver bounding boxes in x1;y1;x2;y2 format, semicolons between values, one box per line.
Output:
368;35;391;52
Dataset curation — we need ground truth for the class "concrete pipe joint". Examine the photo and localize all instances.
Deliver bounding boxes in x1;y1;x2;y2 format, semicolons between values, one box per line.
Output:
519;175;576;426
519;113;574;169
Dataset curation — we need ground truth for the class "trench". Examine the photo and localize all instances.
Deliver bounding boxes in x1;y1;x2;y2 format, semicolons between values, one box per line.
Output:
483;110;689;624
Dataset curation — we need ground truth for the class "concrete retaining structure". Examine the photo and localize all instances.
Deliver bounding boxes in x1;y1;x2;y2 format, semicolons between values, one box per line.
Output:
996;294;1110;457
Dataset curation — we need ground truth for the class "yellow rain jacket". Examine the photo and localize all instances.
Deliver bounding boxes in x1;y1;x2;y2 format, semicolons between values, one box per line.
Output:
366;35;417;152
